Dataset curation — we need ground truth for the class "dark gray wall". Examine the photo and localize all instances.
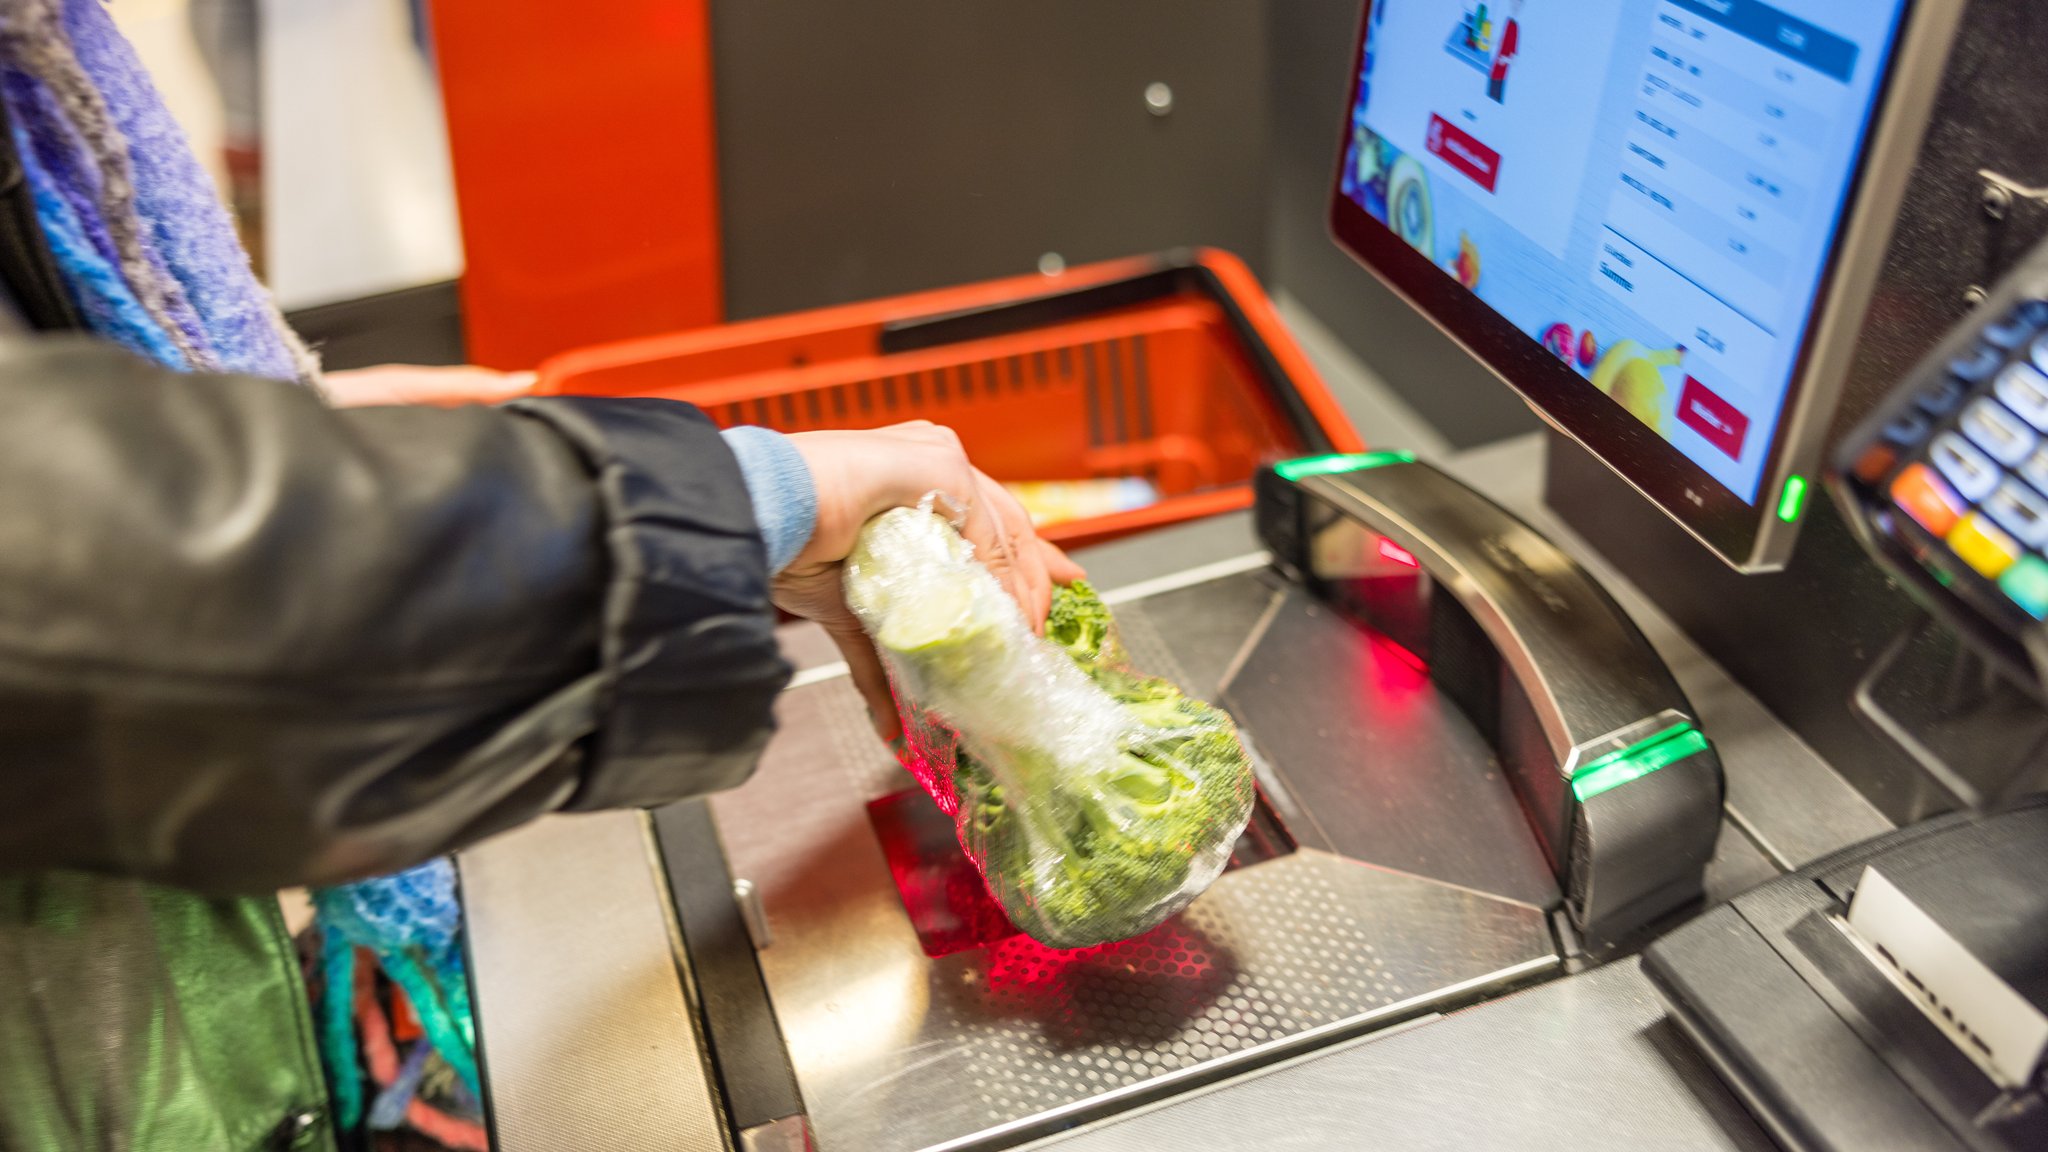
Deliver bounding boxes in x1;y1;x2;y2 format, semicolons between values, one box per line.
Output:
1264;0;1537;449
710;2;1270;320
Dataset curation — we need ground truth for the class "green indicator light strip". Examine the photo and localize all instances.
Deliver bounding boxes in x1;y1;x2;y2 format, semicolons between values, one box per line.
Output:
1273;451;1417;482
1571;724;1710;803
1776;474;1809;524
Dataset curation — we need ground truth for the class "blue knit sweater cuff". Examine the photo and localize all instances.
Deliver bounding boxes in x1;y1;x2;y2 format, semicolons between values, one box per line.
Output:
721;426;816;574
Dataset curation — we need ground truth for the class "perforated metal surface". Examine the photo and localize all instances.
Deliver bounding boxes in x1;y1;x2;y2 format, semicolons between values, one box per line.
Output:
708;569;1560;1151
927;849;1551;1132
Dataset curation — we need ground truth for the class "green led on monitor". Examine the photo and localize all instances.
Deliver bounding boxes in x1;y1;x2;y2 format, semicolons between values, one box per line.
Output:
1776;475;1810;524
1571;723;1710;802
1273;451;1416;482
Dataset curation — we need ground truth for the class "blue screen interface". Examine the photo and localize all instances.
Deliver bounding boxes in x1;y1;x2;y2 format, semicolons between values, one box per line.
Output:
1342;0;1909;501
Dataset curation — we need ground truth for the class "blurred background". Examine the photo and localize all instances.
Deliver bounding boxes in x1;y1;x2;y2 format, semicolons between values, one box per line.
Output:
116;0;1537;445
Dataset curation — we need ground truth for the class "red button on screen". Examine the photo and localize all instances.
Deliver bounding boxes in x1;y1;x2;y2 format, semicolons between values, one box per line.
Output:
1425;114;1501;193
1676;376;1751;461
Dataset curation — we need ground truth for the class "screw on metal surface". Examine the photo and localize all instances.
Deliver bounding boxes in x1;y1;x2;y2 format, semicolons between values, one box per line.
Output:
1144;82;1174;117
733;877;772;950
1037;252;1066;276
1980;169;2048;218
1984;182;2014;221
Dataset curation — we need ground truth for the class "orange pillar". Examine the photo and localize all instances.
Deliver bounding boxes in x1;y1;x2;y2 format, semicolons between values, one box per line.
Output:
429;0;723;368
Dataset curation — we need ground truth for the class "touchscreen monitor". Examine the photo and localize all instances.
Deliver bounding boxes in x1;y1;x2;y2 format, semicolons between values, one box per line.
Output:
1329;0;1960;569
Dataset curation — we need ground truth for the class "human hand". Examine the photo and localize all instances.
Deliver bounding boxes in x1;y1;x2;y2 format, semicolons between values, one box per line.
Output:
321;364;537;409
775;421;1084;741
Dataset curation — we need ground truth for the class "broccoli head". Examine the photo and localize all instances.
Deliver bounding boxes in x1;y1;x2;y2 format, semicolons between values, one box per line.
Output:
846;512;1257;950
957;584;1256;948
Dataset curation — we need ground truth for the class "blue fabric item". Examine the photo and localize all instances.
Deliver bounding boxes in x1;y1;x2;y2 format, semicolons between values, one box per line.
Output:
722;426;817;573
319;924;364;1131
312;859;479;1101
57;0;300;381
11;65;218;360
0;33;216;367
10;118;186;366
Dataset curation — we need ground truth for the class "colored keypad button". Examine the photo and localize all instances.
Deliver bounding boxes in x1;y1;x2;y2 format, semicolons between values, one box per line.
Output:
1890;463;1966;537
1885;410;1932;446
1947;513;2023;579
1917;376;1968;417
1984;480;2048;548
2023;447;2048;497
2033;331;2048;376
1853;443;1897;484
1962;398;2039;465
1930;431;2000;501
1999;555;2048;620
1953;343;2007;383
1983;305;2042;350
1996;362;2048;431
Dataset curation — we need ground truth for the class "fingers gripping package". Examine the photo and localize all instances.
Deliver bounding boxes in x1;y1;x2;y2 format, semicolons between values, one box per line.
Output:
844;503;1257;949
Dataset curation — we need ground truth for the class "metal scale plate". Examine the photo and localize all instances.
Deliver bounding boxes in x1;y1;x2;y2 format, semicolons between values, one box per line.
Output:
701;563;1562;1152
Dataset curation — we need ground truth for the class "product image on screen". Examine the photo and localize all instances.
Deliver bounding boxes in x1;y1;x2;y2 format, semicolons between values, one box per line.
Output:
1340;0;1909;503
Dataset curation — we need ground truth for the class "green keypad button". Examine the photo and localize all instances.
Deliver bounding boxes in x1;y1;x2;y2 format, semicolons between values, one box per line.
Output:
1998;555;2048;620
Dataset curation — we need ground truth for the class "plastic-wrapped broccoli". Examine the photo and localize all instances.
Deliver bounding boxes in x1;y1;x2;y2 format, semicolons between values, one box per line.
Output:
845;504;1256;948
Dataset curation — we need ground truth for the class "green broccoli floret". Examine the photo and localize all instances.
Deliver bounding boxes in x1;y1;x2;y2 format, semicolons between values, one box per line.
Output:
846;512;1256;950
960;584;1256;948
1046;578;1119;664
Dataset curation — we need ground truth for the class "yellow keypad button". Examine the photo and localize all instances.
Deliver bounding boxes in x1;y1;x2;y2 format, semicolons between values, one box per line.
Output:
1947;512;2024;579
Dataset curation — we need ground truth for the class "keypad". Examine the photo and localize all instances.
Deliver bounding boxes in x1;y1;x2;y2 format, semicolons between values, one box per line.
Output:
1995;362;2048;431
1917;375;1968;417
1878;292;2048;623
1952;344;2007;383
1984;306;2041;350
1930;431;2000;500
1984;480;2048;549
1961;398;2038;465
1885;409;1932;445
1890;464;1964;537
2000;556;2048;621
1949;513;2022;579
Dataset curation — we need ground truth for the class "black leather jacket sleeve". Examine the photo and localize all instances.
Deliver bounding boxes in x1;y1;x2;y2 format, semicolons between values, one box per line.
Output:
0;336;790;892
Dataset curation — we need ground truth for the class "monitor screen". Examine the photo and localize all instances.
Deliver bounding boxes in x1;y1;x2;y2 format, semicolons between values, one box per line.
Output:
1330;0;1930;567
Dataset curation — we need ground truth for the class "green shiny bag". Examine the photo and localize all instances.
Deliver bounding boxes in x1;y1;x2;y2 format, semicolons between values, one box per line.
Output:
0;873;335;1152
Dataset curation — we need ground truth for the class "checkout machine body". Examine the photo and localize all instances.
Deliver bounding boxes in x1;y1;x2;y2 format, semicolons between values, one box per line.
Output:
462;3;2048;1151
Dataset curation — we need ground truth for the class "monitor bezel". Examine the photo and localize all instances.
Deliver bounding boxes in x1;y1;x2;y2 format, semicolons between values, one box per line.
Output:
1326;0;1965;571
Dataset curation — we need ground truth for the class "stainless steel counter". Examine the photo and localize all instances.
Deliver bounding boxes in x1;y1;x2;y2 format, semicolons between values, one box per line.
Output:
1026;957;1776;1152
709;567;1560;1152
459;311;1896;1151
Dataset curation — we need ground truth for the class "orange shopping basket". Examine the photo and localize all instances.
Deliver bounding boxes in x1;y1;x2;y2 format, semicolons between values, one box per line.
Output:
535;249;1364;547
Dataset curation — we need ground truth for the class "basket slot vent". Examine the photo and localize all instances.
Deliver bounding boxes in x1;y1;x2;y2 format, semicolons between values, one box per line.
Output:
1105;338;1130;446
1133;334;1155;441
1083;341;1103;448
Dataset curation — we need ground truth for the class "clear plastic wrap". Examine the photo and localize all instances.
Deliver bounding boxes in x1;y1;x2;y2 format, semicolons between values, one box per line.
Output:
844;502;1257;949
